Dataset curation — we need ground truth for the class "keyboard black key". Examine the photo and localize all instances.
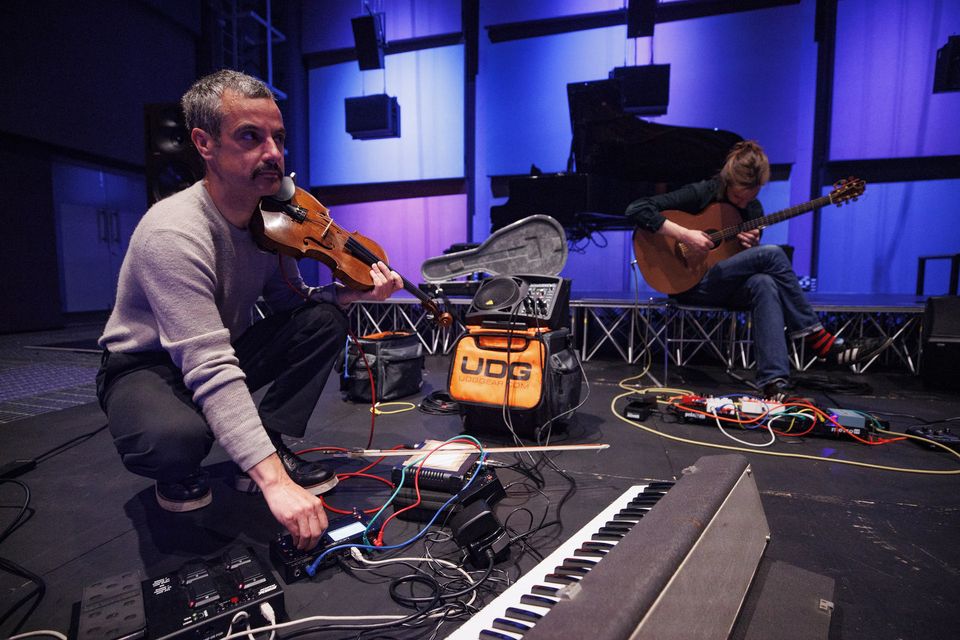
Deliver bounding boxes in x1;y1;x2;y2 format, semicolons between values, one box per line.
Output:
591;531;624;541
480;630;517;640
565;557;598;568
544;572;580;585
506;606;543;623
574;546;607;558
555;563;590;577
581;540;615;551
530;584;560;597
520;594;557;608
598;526;631;537
646;481;675;491
493;617;531;634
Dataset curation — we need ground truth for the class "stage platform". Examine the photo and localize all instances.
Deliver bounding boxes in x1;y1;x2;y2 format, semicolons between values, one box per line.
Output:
350;291;929;385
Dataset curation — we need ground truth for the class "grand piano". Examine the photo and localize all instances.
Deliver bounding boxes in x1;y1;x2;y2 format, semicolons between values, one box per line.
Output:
490;78;742;240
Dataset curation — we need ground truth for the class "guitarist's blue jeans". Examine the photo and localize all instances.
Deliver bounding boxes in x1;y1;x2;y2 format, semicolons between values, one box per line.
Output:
673;244;822;387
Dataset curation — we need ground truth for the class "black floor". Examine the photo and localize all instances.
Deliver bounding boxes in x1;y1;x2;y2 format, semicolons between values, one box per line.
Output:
1;324;959;640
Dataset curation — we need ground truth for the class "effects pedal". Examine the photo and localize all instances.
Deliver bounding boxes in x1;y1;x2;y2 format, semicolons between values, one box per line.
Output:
141;546;283;639
269;509;379;583
815;407;882;440
905;426;960;451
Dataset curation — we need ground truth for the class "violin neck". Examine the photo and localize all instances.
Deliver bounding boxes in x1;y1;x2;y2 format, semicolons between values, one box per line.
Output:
343;236;430;304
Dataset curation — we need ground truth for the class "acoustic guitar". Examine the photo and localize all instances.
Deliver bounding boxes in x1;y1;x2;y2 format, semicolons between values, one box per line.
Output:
632;177;866;295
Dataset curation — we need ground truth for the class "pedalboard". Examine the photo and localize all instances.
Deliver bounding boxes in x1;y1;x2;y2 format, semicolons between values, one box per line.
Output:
269;510;380;583
905;426;960;451
142;546;283;639
668;395;886;442
72;547;285;640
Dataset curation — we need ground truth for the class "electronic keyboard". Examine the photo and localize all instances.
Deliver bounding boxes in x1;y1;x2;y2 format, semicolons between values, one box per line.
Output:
446;454;768;640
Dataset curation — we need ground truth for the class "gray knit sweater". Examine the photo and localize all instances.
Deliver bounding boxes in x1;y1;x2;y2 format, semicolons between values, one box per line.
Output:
99;181;335;472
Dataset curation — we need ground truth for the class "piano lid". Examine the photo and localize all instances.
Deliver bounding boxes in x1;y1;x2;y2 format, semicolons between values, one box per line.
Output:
490;78;742;234
567;78;743;185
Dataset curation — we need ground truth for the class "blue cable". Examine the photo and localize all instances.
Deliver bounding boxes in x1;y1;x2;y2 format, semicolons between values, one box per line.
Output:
306;436;487;576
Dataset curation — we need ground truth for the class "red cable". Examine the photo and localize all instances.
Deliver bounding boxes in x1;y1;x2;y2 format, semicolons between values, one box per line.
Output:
295;444;410;515
277;255;380;449
374;438;481;546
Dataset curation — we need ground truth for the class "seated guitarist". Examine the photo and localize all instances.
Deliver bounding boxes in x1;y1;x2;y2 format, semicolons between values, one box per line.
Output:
625;140;890;399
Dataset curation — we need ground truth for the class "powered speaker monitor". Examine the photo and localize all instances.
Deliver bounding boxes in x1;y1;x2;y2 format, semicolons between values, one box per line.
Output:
465;274;571;330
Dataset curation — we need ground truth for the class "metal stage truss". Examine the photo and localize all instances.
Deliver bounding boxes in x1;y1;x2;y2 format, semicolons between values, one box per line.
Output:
348;293;926;383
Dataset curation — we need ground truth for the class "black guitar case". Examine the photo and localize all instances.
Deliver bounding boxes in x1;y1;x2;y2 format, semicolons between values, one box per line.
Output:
420;215;567;287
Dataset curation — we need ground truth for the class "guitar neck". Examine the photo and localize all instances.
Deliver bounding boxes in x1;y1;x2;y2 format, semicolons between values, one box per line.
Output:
712;194;833;242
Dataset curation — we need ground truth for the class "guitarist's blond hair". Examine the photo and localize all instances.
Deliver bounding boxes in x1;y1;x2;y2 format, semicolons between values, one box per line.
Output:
719;140;770;190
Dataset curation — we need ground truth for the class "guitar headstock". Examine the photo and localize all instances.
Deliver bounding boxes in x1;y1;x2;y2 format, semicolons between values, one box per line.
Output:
829;177;866;206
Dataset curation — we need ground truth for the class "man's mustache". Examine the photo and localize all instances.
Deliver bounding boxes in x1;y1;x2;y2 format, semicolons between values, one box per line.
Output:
252;163;282;179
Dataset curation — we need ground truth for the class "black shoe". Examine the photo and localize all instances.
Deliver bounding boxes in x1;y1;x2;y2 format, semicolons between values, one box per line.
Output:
761;378;792;403
234;433;338;496
822;336;893;367
156;472;212;512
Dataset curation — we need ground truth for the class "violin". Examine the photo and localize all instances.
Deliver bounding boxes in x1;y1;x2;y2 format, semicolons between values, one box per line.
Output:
251;177;453;328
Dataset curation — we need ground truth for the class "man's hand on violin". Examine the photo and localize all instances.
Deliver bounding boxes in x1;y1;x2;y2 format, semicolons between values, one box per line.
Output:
338;261;404;306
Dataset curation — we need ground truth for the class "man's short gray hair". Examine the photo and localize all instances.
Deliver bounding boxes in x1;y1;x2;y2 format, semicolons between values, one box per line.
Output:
181;69;275;139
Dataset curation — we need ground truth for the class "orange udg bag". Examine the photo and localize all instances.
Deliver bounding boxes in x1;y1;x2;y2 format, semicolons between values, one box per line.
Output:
448;327;547;410
447;326;582;438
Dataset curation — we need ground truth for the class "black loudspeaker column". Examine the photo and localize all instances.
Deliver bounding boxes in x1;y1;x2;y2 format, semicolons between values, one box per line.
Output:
626;0;657;38
465;275;571;330
144;103;204;206
933;35;960;93
351;13;385;70
920;295;960;390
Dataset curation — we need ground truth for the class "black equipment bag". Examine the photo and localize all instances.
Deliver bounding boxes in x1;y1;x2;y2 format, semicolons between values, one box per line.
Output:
447;327;582;439
340;331;424;402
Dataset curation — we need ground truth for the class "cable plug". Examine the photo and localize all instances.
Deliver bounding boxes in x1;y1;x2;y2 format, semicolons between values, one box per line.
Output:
260;601;276;624
349;546;365;562
0;459;37;479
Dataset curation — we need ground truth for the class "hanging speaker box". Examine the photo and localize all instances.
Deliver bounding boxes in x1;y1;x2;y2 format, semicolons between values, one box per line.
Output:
345;94;401;140
609;64;670;116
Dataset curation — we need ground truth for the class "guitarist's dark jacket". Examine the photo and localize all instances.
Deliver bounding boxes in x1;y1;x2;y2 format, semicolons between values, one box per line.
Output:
624;176;763;232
